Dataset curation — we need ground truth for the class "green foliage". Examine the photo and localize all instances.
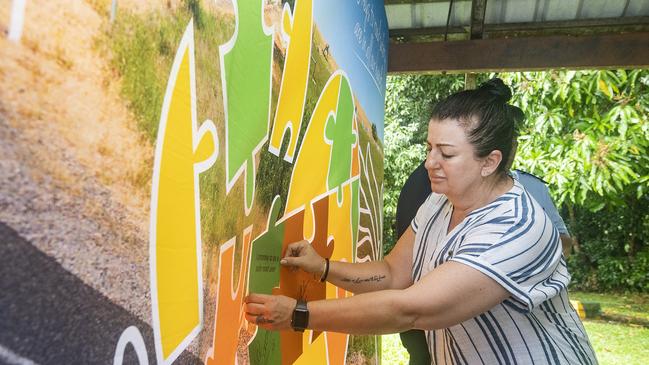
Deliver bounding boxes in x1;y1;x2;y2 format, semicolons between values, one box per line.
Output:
499;70;649;292
568;202;649;291
501;70;649;210
381;334;409;365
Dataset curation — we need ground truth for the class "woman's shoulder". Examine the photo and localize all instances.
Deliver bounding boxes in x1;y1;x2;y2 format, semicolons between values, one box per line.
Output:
471;180;550;234
496;180;556;237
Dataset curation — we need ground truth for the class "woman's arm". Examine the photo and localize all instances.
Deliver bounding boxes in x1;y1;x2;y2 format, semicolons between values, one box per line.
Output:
281;227;416;293
244;261;510;334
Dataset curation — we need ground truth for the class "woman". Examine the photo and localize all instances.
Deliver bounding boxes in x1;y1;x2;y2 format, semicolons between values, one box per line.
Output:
245;79;597;364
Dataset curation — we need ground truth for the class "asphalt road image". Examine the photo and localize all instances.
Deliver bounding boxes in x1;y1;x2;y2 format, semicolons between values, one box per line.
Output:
0;222;199;365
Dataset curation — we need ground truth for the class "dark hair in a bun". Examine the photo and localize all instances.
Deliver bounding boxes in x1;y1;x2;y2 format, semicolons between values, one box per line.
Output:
429;77;524;176
478;77;512;103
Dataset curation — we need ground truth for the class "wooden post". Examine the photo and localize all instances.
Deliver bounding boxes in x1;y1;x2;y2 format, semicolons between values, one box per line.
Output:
464;73;476;90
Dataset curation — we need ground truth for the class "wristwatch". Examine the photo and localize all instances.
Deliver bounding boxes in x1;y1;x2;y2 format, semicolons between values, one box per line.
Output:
291;299;309;332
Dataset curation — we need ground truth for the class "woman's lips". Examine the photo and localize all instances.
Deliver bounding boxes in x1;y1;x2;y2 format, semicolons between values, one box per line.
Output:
429;175;446;181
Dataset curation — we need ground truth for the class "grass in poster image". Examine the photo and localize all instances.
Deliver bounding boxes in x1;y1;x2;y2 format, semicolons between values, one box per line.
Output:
103;3;272;248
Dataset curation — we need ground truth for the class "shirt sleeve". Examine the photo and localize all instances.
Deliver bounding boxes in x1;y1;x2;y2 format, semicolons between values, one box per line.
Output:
449;195;570;313
521;177;570;235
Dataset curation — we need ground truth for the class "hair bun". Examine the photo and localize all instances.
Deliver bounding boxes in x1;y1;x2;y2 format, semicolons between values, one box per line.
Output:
478;78;512;103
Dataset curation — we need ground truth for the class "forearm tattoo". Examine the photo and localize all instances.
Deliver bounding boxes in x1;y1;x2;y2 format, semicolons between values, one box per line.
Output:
340;274;386;285
255;315;274;325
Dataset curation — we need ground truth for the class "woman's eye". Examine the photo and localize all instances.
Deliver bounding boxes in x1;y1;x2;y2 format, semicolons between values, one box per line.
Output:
441;153;453;159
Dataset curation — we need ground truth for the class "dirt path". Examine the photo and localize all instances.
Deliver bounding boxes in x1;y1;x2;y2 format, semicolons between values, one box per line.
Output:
0;0;156;323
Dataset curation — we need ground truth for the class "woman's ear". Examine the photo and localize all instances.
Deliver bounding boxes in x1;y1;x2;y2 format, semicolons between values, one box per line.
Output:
481;150;503;177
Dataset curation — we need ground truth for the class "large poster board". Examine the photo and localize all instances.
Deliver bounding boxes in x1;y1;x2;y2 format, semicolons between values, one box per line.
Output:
0;0;387;364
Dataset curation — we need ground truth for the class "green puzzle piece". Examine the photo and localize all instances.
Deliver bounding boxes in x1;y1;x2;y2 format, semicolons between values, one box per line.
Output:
325;76;356;201
248;196;284;365
222;0;273;212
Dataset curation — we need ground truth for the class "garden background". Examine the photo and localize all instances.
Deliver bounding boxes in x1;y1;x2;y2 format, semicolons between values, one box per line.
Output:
381;70;649;364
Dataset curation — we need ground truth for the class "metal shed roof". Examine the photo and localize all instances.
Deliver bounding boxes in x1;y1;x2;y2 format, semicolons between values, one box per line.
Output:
385;0;649;73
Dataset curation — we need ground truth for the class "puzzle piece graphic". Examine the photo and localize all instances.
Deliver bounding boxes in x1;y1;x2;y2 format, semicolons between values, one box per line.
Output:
324;75;357;203
204;228;253;365
248;197;285;365
268;0;314;162
149;21;218;365
324;182;356;364
221;0;274;215
284;72;344;241
327;183;354;265
276;195;332;365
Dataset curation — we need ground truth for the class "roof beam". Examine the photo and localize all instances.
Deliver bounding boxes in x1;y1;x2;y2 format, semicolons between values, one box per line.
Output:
388;32;649;73
389;16;649;40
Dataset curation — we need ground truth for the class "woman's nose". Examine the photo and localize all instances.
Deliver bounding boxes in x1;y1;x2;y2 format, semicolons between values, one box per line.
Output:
424;152;439;171
425;150;439;170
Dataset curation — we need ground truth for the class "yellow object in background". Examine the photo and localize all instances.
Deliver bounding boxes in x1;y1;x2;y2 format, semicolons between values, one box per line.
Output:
571;300;586;319
570;299;601;320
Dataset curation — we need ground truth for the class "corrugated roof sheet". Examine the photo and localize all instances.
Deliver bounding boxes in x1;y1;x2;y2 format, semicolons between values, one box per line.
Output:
386;0;649;30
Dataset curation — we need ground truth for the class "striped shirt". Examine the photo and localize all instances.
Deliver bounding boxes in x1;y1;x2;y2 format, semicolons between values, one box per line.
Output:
511;170;569;235
411;180;597;364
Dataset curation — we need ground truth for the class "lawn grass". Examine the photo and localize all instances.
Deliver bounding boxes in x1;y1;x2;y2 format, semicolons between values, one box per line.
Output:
381;291;649;365
582;320;649;365
570;291;649;365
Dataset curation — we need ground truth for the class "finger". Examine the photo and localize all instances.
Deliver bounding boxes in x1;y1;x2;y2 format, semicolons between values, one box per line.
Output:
244;312;258;324
244;302;266;315
245;293;271;304
280;256;300;266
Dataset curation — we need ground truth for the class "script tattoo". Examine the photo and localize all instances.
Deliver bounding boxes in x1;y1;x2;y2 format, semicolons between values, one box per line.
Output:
255;316;275;325
341;274;386;284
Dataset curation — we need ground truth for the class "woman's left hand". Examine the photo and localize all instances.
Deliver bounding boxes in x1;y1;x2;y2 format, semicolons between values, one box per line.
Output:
244;293;297;331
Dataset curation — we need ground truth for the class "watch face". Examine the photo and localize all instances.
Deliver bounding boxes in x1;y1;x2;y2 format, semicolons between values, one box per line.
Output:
293;308;308;327
292;301;309;331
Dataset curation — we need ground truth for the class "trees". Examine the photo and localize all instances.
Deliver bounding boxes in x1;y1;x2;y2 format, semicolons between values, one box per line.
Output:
383;70;649;291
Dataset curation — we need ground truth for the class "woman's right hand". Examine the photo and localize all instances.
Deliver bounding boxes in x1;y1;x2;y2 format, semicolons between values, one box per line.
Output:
280;240;325;275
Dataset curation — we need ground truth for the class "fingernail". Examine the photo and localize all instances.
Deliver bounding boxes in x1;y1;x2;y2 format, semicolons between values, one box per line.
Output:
280;259;287;265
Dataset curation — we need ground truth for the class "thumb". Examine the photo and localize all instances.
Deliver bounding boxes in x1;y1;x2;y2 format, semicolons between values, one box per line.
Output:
280;256;300;266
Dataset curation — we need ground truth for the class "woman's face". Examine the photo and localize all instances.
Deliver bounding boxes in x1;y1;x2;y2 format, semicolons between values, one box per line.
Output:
424;119;484;197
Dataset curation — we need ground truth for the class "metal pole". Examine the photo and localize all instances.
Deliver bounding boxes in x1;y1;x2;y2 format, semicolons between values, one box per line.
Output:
8;0;26;42
110;0;118;23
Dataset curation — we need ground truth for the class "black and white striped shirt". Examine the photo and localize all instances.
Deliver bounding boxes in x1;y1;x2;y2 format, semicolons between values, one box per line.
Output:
411;180;597;364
